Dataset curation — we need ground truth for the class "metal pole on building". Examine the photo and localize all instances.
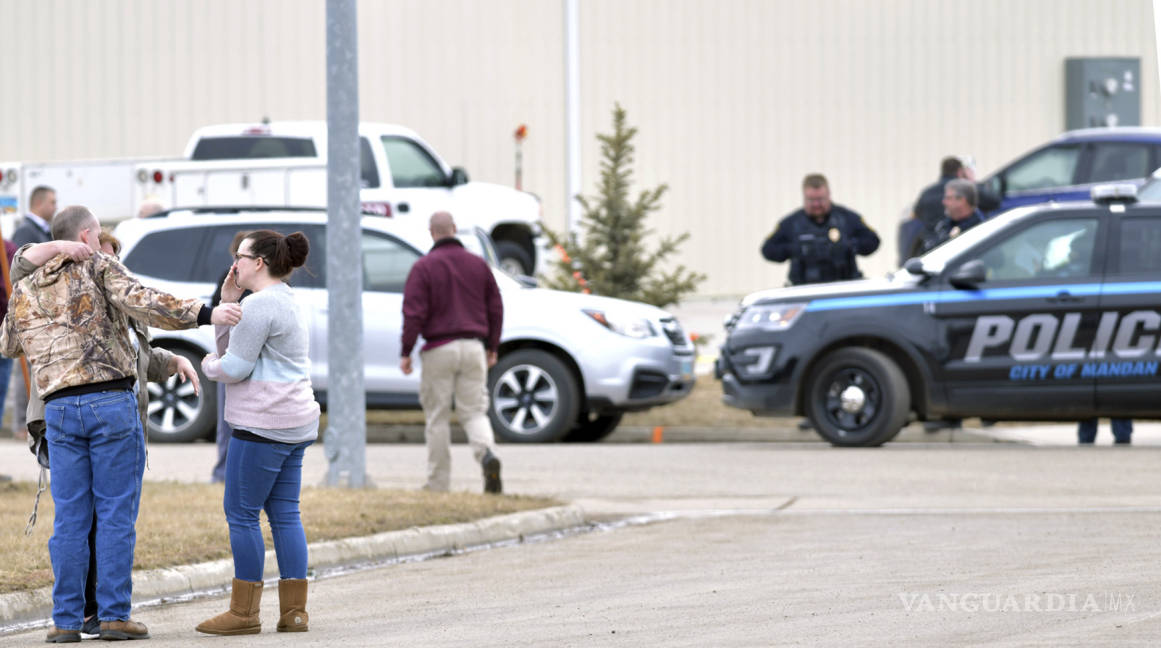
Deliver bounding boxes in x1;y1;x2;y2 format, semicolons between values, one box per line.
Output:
564;0;582;233
323;0;367;487
1154;0;1161;101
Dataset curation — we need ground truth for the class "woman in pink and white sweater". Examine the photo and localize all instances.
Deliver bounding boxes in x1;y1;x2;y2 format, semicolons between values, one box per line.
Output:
196;229;319;636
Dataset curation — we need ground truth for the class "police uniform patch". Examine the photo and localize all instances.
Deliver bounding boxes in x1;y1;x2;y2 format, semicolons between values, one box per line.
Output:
949;226;961;238
828;228;841;242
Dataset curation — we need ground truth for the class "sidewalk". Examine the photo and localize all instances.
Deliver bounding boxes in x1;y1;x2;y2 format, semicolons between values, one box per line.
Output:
0;499;586;627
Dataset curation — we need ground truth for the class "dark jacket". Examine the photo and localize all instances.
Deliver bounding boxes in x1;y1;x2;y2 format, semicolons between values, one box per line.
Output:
761;204;880;285
11;215;51;248
401;237;503;357
914;175;958;231
925;209;985;251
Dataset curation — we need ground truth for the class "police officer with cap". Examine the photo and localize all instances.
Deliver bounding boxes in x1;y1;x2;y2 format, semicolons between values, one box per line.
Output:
762;173;880;285
923;178;985;252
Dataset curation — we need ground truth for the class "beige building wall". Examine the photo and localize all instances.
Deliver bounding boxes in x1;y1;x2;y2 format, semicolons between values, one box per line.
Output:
0;0;1157;297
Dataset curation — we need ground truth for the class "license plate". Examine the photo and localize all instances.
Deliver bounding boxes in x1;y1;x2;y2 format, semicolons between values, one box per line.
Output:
681;358;693;378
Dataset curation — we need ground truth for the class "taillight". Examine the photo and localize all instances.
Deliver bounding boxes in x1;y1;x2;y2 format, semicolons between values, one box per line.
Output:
360;201;393;218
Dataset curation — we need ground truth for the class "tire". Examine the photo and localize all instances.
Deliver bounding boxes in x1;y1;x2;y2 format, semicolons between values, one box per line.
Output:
804;347;909;448
495;240;534;276
488;349;580;443
145;346;216;443
563;411;624;443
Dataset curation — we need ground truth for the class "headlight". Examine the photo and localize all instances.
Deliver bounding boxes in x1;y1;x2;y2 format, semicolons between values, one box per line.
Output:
583;309;656;338
734;302;807;332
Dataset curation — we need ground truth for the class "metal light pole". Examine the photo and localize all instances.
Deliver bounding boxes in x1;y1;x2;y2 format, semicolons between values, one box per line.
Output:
323;0;367;487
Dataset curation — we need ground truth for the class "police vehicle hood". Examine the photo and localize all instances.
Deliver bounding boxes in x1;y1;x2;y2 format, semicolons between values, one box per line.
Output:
741;273;921;307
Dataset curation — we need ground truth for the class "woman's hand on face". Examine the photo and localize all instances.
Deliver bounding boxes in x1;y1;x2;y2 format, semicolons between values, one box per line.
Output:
220;265;244;303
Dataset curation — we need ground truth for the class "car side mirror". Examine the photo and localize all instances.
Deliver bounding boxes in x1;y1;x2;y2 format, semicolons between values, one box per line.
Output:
449;167;469;187
948;259;987;289
903;257;928;276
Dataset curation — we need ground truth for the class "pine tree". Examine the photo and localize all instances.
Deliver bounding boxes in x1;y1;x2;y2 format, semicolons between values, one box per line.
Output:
542;104;704;308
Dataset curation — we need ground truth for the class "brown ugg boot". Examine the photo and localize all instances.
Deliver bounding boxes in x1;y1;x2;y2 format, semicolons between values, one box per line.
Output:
276;578;310;632
195;578;263;635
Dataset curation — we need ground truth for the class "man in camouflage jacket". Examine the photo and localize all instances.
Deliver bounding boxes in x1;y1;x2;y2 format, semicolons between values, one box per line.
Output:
0;206;241;642
12;230;205;636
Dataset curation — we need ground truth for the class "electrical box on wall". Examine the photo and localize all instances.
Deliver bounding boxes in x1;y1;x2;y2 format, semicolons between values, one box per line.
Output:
1065;57;1140;129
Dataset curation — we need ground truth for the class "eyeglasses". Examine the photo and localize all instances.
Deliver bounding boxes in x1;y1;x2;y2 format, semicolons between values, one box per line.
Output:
234;253;260;262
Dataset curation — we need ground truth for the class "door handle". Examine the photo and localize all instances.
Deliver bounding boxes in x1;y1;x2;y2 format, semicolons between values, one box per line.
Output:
1046;290;1082;304
397;202;410;213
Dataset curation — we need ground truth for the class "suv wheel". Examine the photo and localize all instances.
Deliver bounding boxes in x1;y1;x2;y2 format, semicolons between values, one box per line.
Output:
563;411;624;443
805;347;909;447
488;349;580;443
495;240;534;276
146;346;216;443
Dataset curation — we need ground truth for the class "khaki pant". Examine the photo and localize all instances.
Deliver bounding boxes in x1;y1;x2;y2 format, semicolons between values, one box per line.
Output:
418;338;496;491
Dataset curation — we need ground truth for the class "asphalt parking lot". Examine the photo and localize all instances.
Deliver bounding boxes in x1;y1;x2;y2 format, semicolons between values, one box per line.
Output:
3;426;1159;646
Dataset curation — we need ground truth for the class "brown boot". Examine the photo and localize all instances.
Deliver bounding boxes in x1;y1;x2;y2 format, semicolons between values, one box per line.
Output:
276;578;309;632
195;578;263;635
99;619;150;640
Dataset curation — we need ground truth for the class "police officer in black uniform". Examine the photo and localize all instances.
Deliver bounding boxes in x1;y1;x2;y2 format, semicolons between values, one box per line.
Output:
922;178;985;253
762;173;880;285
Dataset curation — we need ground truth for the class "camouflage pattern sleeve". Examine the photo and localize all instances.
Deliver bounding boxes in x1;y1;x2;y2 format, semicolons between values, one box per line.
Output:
0;307;23;358
144;345;176;383
97;256;203;330
10;243;39;284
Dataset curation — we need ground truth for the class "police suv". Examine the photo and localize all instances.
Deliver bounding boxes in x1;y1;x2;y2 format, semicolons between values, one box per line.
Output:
717;184;1161;446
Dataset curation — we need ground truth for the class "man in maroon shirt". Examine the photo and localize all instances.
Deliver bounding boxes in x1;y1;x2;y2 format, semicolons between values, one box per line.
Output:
401;211;504;493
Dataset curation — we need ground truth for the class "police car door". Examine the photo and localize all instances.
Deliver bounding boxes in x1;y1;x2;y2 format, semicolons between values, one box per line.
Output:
933;213;1105;418
1094;209;1161;415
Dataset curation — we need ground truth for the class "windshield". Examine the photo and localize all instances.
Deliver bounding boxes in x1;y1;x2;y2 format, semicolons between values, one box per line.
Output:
916;206;1042;271
190;136;318;160
492;267;523;290
454;229;499;267
1138;177;1161;202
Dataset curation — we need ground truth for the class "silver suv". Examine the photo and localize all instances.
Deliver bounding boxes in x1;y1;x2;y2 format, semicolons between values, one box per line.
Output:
113;208;696;443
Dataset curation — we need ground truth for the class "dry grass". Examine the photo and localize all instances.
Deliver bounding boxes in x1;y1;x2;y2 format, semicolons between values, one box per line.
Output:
361;376;771;429
621;378;772;428
0;480;556;594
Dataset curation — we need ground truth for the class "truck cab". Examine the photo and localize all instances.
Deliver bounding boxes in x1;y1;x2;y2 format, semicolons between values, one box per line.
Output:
139;121;545;275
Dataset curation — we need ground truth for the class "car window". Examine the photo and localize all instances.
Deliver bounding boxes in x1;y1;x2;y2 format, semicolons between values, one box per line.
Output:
190;137;317;160
1004;145;1081;192
363;232;420;292
967;218;1100;281
360;137;380;189
1086;143;1152;184
1114;217;1161;276
198;224;326;288
121;228;204;281
380;137;446;188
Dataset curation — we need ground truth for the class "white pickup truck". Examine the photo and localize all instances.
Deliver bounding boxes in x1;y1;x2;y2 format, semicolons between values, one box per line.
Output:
0;121;544;274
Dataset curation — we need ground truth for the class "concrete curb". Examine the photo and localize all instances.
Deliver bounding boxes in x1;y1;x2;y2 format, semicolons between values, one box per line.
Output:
0;504;586;626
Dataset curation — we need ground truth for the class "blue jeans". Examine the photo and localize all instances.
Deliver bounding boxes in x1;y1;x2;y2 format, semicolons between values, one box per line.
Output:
1077;418;1133;444
44;390;144;629
224;436;312;581
0;356;12;424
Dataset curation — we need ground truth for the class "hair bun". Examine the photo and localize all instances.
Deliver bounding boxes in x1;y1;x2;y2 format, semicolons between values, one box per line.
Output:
285;232;310;268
